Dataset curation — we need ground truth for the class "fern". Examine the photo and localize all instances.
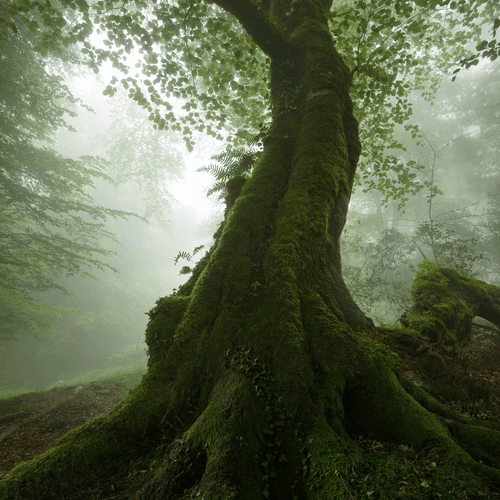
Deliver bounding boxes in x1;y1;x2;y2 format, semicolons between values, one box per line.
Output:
197;163;228;179
197;129;264;200
179;266;193;276
206;180;228;198
174;251;193;265
174;246;205;275
192;245;204;256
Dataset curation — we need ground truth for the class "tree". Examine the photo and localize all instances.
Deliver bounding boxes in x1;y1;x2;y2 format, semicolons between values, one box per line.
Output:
340;55;500;323
0;3;135;344
91;87;186;224
1;1;500;499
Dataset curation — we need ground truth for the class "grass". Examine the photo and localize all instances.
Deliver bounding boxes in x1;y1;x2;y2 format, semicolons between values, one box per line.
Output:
0;363;148;401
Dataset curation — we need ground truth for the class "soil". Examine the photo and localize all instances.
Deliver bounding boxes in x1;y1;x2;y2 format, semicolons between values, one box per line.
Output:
371;319;500;420
0;378;142;480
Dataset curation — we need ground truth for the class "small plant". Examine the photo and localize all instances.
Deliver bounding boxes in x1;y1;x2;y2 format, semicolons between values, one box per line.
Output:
197;129;264;200
173;245;205;275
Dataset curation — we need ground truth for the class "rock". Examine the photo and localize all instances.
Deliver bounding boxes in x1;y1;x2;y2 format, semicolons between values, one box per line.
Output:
399;261;500;354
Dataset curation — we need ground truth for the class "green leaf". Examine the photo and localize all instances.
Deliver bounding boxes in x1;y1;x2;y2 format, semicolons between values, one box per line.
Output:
476;40;488;51
7;21;18;33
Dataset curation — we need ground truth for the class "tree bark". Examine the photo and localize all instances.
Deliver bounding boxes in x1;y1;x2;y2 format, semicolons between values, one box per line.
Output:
1;1;500;498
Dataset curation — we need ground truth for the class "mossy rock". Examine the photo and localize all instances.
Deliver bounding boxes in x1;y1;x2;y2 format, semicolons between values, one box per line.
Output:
400;261;500;354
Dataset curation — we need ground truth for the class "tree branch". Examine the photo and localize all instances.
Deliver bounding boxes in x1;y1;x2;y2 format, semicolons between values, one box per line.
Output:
210;0;289;60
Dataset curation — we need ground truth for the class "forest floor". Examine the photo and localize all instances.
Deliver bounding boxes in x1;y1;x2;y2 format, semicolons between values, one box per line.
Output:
0;367;146;481
372;318;500;421
0;322;499;498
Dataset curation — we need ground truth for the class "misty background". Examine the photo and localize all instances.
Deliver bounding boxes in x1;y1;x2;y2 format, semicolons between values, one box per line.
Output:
1;24;499;393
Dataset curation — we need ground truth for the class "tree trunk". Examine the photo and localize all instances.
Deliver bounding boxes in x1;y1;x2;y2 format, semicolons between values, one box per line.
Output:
2;1;500;498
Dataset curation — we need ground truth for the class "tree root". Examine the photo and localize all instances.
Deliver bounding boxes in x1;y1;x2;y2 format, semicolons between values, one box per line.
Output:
344;363;500;491
1;355;500;499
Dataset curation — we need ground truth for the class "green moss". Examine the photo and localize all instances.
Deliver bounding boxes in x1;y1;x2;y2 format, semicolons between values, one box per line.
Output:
404;260;500;353
411;259;450;304
145;295;190;360
344;361;448;446
404;312;446;335
345;438;494;499
176;252;210;297
304;419;361;498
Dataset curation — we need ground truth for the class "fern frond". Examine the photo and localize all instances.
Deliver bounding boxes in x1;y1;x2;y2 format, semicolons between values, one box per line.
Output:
174;250;192;265
192;245;205;256
197;133;263;199
197;163;228;179
206;181;228;199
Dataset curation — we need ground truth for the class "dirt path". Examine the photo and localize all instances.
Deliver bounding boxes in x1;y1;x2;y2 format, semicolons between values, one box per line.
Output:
0;379;140;479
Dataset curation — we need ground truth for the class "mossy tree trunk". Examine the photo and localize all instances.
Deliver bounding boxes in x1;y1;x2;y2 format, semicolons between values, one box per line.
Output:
2;1;500;498
401;261;500;353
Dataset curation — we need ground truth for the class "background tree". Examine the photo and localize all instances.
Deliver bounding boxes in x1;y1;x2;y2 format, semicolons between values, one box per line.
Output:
340;50;500;323
0;0;200;391
91;88;186;224
1;0;500;499
0;5;135;344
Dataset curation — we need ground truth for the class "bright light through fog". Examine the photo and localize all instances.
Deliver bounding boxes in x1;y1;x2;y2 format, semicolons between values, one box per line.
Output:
63;68;223;222
171;166;217;216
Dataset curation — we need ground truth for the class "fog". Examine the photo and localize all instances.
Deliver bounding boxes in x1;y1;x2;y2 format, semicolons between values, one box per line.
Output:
1;24;499;394
1;67;225;391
